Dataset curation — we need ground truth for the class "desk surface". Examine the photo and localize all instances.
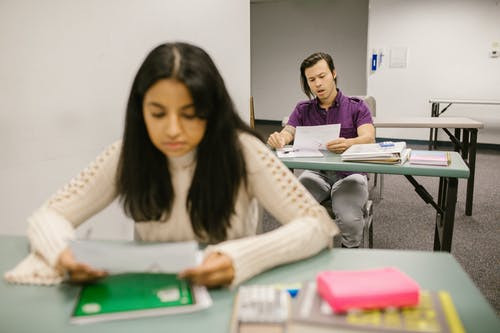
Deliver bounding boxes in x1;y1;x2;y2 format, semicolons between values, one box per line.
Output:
279;150;469;178
429;98;500;105
373;116;484;129
1;236;498;332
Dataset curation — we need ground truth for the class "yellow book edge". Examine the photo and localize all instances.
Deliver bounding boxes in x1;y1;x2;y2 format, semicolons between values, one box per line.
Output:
439;290;466;333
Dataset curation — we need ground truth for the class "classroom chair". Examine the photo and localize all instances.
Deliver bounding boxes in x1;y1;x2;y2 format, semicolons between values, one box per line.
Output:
353;96;384;200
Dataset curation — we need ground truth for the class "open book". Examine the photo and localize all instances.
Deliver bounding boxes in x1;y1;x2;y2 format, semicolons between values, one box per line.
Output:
341;141;411;165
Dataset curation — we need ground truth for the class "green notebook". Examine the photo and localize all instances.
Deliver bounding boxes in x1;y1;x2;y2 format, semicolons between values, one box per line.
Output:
71;273;211;324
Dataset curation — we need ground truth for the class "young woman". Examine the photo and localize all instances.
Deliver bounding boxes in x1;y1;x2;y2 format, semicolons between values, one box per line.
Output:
5;42;338;288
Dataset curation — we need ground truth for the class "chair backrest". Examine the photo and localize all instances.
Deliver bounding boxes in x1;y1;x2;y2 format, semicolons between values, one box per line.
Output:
354;95;376;117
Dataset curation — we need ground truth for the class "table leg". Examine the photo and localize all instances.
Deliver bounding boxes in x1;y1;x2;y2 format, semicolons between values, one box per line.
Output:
465;129;478;216
462;129;470;160
434;177;458;252
438;177;445;207
434;177;445;250
429;103;439;150
433;221;441;250
454;129;461;152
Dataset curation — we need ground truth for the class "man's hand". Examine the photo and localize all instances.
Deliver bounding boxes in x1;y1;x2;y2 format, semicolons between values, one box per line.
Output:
178;252;234;288
326;137;352;154
267;132;286;148
57;247;107;282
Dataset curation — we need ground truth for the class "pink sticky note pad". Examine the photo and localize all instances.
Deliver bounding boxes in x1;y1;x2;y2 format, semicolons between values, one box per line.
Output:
316;267;420;313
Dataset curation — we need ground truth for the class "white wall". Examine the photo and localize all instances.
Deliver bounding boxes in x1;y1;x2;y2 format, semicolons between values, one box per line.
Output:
251;0;369;121
368;0;500;144
0;0;250;237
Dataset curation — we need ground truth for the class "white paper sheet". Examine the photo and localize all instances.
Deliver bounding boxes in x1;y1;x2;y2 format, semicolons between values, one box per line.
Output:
69;239;198;274
293;124;340;150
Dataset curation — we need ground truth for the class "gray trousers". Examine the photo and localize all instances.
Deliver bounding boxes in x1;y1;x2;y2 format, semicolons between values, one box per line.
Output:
298;170;369;247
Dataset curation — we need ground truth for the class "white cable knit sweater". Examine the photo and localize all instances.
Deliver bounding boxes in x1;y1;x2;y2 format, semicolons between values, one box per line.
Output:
4;132;338;287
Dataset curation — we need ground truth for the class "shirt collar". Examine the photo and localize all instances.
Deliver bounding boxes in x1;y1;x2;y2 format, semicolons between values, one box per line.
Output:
168;149;196;170
314;89;342;110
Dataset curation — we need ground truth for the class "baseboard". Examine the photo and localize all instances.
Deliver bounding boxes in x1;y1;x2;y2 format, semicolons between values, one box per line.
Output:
255;119;282;126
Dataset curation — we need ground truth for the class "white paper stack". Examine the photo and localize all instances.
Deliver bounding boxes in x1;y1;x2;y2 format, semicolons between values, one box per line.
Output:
69;239;199;274
276;124;340;158
341;142;411;165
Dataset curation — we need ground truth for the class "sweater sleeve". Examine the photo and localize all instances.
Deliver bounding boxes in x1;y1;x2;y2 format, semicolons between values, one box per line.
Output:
27;141;121;267
206;133;339;287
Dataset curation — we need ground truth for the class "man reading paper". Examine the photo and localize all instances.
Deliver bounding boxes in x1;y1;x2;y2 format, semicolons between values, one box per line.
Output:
267;52;375;248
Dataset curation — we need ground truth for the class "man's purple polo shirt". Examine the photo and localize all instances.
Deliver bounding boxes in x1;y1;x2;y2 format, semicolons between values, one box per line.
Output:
287;90;373;179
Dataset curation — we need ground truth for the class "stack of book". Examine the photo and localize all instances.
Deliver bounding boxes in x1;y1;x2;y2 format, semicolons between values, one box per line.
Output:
341;142;411;165
230;268;465;333
288;281;465;333
409;151;450;166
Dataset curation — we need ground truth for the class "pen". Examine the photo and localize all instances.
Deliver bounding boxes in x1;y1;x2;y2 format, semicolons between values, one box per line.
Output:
282;149;297;154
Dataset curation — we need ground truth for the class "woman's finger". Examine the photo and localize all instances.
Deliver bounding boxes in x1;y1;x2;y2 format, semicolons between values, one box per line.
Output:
185;262;233;287
180;256;229;278
179;252;234;287
69;270;107;283
68;262;107;281
57;248;107;282
192;267;234;287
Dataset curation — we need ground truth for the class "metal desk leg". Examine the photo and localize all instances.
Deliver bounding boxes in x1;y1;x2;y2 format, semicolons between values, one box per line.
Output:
462;129;470;160
434;177;458;252
466;129;478;216
434;177;445;250
429;103;439;150
454;129;461;152
438;177;445;207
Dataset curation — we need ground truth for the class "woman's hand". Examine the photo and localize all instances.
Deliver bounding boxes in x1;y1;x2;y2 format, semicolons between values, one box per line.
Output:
178;252;234;288
57;247;107;282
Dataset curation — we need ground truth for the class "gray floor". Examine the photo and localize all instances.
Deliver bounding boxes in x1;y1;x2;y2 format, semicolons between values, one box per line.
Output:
255;123;500;314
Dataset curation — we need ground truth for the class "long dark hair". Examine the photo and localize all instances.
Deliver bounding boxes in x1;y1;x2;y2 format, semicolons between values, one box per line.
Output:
116;42;260;243
299;52;337;99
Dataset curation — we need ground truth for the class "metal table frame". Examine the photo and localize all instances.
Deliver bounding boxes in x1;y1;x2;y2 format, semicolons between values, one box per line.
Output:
279;150;469;252
374;116;484;216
